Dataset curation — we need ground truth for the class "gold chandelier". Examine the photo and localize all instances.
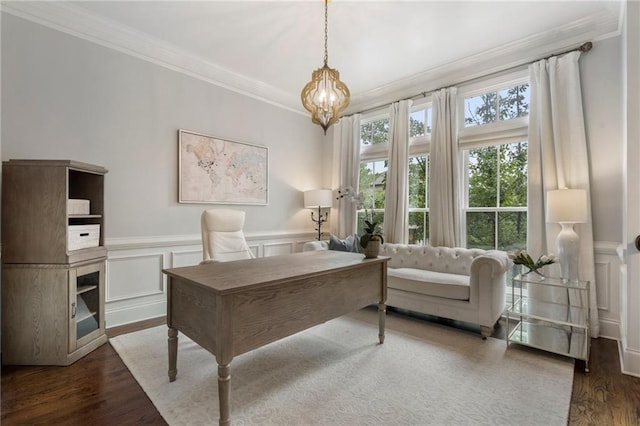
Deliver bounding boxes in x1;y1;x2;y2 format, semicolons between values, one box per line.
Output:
301;0;350;134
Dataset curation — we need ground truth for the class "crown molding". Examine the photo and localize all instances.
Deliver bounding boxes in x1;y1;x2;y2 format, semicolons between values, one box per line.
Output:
2;2;622;119
344;7;622;115
1;1;307;116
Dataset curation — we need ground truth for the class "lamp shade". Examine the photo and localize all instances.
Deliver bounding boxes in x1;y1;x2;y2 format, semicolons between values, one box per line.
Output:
546;189;588;223
304;189;332;208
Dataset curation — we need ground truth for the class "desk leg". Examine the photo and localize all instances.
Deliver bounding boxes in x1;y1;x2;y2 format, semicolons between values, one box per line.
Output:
378;302;386;344
218;363;231;426
168;327;178;382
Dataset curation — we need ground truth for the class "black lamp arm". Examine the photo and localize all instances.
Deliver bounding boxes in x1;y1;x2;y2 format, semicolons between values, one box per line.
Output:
310;206;329;241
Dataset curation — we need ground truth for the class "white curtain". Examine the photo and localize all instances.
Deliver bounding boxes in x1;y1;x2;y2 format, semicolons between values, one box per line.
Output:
331;114;361;237
528;51;599;337
384;100;412;243
429;87;460;247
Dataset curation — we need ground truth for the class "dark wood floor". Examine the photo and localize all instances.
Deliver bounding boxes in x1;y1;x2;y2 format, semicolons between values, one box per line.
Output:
2;312;640;425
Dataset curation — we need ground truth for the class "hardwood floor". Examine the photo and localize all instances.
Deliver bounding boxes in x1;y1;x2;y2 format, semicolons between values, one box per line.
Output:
2;312;639;425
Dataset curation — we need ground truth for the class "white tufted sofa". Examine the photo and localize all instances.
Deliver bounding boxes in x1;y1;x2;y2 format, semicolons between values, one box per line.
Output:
380;243;511;338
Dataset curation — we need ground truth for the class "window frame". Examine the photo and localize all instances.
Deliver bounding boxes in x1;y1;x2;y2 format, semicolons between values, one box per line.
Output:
458;70;530;250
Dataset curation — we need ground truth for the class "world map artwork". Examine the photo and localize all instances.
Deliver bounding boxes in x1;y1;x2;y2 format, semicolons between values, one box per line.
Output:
179;130;268;204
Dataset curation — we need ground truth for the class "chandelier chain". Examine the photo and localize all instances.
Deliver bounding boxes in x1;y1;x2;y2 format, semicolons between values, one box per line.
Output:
323;0;328;66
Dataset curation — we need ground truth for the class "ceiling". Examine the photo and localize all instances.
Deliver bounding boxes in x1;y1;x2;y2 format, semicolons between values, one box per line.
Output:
4;1;624;115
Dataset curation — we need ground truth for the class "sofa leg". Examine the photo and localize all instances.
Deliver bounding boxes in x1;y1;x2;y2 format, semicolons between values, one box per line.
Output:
480;326;492;340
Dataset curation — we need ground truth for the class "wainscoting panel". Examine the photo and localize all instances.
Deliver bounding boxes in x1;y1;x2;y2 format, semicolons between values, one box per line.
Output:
171;249;202;268
263;242;295;257
107;253;165;301
594;242;622;340
105;232;316;327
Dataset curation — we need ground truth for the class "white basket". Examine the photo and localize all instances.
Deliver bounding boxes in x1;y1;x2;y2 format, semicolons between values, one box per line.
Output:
68;199;90;215
68;225;100;250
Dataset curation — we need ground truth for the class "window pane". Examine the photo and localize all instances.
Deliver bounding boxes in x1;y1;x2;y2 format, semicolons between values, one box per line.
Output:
408;156;428;208
426;108;432;133
360;119;389;146
499;141;528;207
408;212;429;245
497;211;527;251
410;110;425;137
358;160;387;209
499;84;530;120
466;212;495;250
464;92;497;127
468;147;497;207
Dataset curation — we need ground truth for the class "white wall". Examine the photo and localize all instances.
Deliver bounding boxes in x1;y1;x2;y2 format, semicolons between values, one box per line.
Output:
1;13;325;325
581;36;624;244
1;13;325;239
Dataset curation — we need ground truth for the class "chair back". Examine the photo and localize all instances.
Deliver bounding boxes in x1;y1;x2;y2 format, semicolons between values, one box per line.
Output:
201;209;255;262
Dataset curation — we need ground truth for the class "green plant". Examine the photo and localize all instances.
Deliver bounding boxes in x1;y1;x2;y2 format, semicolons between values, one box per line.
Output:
360;219;384;248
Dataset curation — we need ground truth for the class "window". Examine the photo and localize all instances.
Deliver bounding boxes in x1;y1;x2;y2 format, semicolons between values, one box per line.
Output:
464;141;528;251
464;84;530;127
461;79;530;251
410;106;432;138
357;160;387;235
360;117;390;147
358;113;389;235
408;155;429;245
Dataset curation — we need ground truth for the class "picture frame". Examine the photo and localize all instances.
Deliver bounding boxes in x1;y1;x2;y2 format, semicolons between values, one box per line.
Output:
178;129;269;205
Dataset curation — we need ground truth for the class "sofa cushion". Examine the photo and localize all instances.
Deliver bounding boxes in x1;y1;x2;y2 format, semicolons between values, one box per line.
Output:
387;268;470;301
328;234;362;253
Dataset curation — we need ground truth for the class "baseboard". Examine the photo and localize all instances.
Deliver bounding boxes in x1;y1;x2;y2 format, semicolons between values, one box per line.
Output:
619;340;640;378
106;299;166;328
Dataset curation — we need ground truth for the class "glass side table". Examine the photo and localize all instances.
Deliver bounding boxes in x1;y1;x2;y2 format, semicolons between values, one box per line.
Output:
507;273;590;372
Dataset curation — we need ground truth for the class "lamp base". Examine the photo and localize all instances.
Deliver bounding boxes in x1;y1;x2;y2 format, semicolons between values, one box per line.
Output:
557;222;580;281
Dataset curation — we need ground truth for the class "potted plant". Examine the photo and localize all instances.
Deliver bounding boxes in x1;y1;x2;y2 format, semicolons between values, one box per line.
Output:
360;219;384;258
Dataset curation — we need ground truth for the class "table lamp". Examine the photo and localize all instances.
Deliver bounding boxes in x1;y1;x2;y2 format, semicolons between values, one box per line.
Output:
546;188;588;281
304;189;332;241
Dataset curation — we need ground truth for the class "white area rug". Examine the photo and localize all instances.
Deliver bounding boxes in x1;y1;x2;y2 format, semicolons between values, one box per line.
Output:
110;311;573;425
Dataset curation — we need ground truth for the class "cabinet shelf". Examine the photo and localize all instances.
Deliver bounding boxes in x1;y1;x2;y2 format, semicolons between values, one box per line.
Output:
77;284;98;295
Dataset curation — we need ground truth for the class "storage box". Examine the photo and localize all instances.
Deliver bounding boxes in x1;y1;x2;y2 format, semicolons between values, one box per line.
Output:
68;225;100;250
68;199;90;215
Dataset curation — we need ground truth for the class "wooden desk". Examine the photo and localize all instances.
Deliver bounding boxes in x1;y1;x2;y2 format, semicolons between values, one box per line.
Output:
162;250;388;425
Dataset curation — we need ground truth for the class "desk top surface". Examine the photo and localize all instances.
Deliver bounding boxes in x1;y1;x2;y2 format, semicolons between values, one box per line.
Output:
163;250;388;295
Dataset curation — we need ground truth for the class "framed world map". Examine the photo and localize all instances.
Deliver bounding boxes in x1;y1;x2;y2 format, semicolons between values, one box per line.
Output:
178;129;268;204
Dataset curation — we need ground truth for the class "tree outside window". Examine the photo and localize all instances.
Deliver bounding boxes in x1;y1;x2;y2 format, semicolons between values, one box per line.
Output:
357;160;387;235
466;142;527;251
408;155;429;245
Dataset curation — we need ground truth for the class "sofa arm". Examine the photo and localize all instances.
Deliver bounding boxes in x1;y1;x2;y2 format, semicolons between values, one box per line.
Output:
471;250;511;278
469;250;511;329
302;241;329;252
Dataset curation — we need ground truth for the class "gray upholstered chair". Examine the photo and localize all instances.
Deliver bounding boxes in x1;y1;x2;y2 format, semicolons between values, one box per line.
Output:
200;209;255;263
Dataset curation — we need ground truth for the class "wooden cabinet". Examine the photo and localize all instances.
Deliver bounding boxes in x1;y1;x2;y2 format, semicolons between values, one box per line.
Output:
2;160;108;365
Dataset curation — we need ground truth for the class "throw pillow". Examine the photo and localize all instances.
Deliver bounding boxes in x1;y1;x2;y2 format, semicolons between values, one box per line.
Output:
329;234;362;253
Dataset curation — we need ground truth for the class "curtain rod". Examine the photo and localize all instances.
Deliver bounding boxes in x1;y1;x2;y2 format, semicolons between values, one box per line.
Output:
347;41;593;117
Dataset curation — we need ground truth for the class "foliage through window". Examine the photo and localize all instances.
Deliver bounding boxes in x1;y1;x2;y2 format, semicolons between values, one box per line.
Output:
410;107;432;138
360;118;390;146
408;155;429;245
465;141;528;251
357;160;387;236
464;84;529;127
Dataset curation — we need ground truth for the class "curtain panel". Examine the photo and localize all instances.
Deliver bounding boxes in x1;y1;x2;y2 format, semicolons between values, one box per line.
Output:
331;114;361;237
528;51;599;337
429;87;461;247
384;100;412;244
